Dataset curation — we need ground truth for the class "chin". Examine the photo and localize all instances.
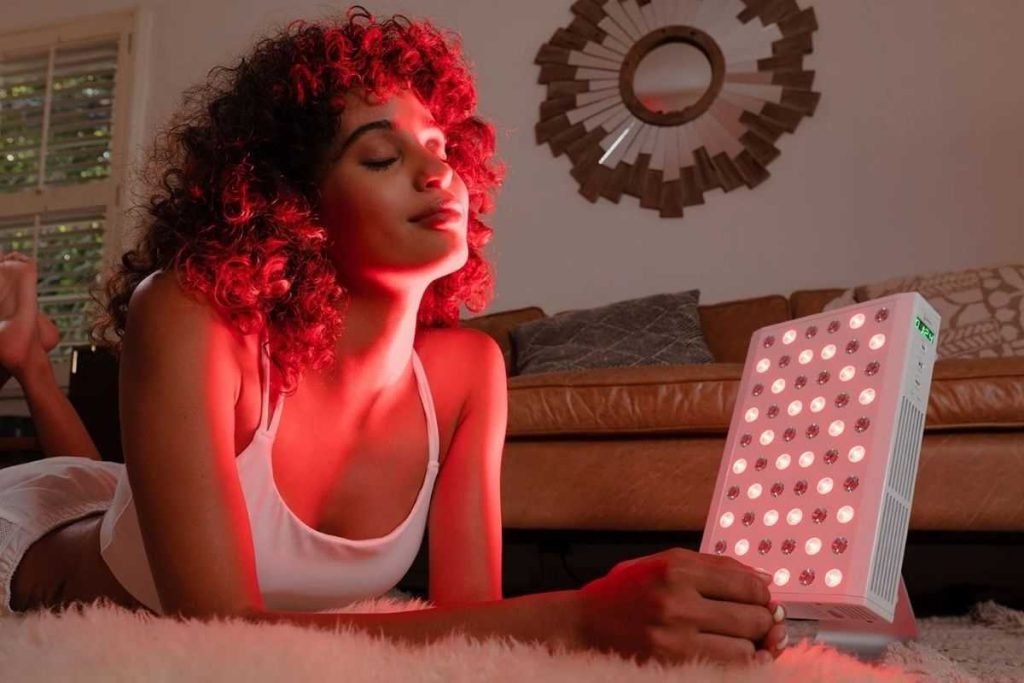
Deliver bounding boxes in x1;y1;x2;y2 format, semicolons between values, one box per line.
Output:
437;242;470;277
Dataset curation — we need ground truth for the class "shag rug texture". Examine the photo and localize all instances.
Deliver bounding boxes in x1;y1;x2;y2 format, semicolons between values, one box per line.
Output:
1;595;1021;682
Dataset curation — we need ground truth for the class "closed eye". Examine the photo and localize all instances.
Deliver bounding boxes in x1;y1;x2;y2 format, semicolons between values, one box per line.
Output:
363;158;397;171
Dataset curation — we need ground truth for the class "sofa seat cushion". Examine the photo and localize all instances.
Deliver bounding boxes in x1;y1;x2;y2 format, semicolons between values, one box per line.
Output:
506;357;1024;437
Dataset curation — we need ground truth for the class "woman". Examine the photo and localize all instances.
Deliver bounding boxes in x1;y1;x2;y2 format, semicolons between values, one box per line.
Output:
0;8;787;665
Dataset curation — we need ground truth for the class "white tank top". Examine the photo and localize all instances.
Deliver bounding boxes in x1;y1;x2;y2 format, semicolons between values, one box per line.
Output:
98;343;440;614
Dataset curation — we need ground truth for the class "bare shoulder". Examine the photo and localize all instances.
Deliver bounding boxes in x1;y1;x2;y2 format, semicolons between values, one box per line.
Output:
127;271;226;333
415;326;506;416
126;272;252;358
413;327;505;471
415;326;504;375
123;271;255;394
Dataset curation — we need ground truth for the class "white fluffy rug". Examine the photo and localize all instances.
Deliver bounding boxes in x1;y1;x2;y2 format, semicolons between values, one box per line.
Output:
1;595;1020;682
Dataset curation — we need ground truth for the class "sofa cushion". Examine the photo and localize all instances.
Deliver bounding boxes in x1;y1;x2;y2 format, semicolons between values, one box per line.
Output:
505;357;1024;438
698;295;792;363
853;264;1024;359
511;290;714;376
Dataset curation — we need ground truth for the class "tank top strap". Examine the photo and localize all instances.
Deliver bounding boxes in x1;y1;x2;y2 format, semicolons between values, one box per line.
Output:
410;349;440;469
259;338;285;435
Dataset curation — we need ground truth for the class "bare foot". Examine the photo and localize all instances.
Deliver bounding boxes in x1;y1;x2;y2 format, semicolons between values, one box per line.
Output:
0;252;47;375
38;310;61;352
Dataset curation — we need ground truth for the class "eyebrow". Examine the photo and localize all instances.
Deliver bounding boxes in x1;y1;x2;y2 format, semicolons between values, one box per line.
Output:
334;118;444;158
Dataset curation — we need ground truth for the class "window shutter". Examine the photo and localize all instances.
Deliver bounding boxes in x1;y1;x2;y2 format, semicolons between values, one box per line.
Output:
0;208;105;356
1;41;118;193
0;37;120;363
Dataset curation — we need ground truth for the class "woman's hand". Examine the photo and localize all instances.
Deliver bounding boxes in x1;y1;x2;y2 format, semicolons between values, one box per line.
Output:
576;548;787;665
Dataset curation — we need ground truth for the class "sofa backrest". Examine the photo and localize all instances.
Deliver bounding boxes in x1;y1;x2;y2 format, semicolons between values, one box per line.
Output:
697;295;790;363
790;288;846;319
460;289;849;371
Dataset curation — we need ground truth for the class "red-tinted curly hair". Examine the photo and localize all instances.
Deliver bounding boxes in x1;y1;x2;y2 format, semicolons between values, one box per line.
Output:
95;6;503;390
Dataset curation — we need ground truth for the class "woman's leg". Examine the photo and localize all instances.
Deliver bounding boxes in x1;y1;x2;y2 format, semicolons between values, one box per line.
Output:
0;253;100;459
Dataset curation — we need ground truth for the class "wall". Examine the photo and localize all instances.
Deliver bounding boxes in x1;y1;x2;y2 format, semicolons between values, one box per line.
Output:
5;0;1023;316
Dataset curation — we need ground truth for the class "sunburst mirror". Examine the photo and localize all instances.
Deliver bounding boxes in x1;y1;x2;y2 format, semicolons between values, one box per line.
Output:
535;0;821;218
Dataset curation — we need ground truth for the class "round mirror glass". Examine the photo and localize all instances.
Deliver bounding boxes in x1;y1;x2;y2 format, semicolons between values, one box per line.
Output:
632;41;713;114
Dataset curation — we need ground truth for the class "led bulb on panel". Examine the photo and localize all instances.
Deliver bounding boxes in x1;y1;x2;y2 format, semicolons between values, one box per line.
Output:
701;292;941;653
774;568;790;586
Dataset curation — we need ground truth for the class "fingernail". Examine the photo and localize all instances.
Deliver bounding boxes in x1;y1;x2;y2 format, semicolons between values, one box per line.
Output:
778;633;789;650
757;571;773;584
755;650;773;665
773;604;786;623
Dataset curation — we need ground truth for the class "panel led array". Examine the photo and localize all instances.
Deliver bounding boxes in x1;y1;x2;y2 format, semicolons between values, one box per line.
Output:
700;293;939;621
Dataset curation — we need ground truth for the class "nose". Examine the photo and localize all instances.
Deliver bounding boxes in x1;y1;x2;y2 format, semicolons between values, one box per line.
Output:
415;149;453;191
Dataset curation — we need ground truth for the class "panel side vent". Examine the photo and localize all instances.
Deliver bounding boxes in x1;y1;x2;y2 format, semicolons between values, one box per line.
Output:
889;396;926;501
868;492;909;607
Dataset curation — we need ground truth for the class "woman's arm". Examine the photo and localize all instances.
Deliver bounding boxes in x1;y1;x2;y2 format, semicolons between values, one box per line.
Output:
251;590;584;652
118;271;262;616
425;328;506;605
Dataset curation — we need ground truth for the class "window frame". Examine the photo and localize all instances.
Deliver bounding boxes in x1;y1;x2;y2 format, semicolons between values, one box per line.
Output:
0;9;142;411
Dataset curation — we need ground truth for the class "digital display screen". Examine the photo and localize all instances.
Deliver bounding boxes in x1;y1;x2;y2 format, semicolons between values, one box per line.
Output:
915;316;935;344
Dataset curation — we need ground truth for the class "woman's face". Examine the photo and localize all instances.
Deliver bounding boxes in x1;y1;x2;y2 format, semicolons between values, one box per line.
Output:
317;89;470;293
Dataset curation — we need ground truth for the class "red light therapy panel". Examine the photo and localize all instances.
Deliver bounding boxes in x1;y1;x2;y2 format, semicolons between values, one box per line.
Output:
700;292;940;623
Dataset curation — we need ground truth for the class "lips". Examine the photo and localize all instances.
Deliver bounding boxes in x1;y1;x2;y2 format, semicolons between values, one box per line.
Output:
409;200;463;223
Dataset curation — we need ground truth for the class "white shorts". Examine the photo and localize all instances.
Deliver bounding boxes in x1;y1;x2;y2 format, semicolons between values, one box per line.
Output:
0;457;122;616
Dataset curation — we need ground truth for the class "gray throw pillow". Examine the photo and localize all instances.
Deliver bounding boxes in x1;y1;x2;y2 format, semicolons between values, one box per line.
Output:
511;289;714;375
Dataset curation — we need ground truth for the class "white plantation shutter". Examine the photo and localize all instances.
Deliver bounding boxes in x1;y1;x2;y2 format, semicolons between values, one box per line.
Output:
0;11;137;398
0;209;105;355
0;42;119;192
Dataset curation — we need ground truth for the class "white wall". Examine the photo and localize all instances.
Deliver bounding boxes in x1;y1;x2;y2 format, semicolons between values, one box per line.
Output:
6;0;1024;313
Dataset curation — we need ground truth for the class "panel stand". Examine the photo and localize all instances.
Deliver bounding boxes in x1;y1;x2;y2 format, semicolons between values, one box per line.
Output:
812;578;918;661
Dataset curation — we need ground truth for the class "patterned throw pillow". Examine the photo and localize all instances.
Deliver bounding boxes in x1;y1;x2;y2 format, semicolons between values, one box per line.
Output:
511;289;715;376
843;264;1024;358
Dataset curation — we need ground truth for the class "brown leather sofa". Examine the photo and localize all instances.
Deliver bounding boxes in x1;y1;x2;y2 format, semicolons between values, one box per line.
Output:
462;289;1024;535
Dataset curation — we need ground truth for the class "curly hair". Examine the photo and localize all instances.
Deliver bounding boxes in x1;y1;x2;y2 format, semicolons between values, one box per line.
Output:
94;6;503;391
